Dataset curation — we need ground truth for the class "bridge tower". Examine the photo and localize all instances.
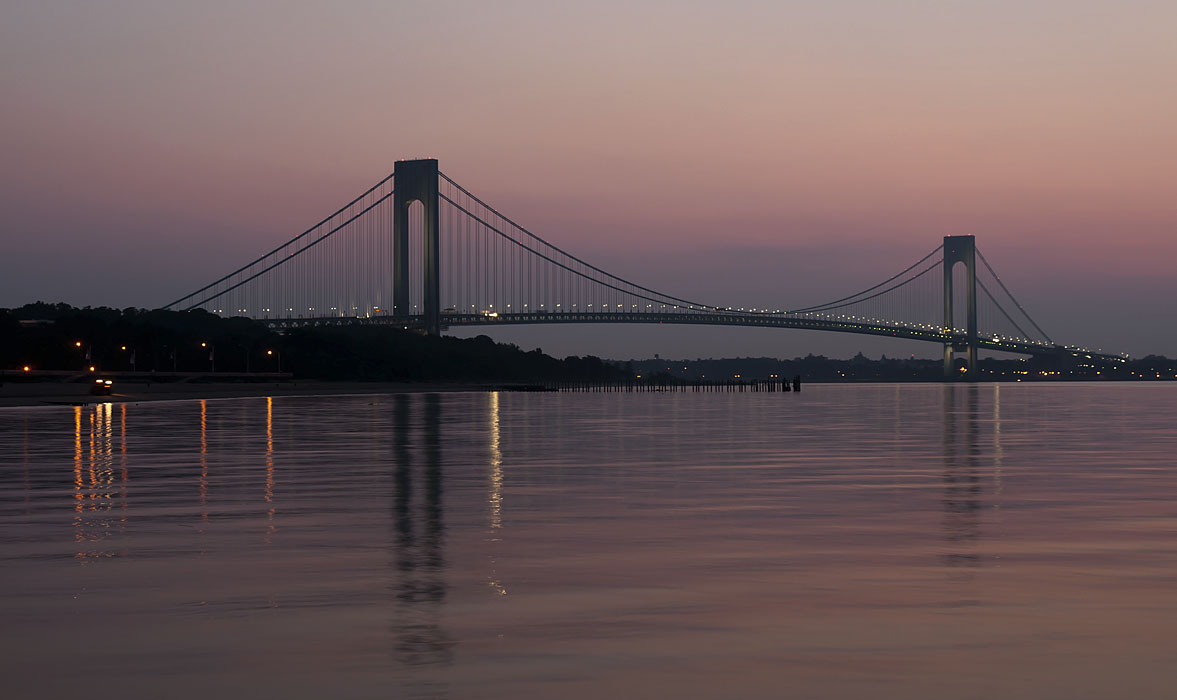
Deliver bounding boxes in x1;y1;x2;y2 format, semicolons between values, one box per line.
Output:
393;159;441;335
943;235;978;377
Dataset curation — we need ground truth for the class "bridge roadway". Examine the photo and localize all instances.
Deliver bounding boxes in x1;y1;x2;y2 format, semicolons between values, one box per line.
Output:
262;310;1126;363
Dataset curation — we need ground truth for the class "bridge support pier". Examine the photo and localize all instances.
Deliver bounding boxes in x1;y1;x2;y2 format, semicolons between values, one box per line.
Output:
393;159;441;335
943;235;977;378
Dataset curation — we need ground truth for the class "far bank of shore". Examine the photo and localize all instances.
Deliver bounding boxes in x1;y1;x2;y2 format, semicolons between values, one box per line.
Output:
0;381;485;409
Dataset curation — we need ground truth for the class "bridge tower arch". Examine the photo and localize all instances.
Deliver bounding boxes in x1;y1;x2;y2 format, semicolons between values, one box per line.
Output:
943;235;978;377
393;159;441;335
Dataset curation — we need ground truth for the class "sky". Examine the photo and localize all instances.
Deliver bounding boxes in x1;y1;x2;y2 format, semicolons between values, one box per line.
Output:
2;0;1175;360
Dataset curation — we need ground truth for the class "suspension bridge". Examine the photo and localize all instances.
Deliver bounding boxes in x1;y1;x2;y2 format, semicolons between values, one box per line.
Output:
164;159;1125;376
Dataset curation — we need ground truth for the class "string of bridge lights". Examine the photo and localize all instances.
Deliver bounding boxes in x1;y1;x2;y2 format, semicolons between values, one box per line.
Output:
176;168;1123;362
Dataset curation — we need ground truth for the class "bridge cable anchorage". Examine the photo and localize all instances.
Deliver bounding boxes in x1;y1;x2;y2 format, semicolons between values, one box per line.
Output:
788;244;944;314
976;248;1052;344
438;193;729;312
161;173;394;310
176;187;396;311
438;172;725;313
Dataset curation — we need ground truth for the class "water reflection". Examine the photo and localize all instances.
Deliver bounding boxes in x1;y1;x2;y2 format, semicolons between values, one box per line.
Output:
993;383;1004;499
390;393;454;668
22;414;31;503
486;392;507;597
199;399;209;535
488;392;503;531
941;385;983;570
10;386;1177;698
265;396;275;544
72;403;126;561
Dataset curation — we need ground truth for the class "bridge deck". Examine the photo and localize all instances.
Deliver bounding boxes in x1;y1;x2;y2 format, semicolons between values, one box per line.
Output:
262;311;1124;362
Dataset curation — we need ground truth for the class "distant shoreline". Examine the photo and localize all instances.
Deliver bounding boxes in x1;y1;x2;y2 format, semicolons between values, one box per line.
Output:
0;381;484;409
6;377;1170;409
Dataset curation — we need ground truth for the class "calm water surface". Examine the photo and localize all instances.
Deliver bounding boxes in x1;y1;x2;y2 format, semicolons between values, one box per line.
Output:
3;384;1177;699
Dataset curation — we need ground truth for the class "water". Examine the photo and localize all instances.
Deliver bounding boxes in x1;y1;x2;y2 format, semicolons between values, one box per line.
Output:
3;384;1177;699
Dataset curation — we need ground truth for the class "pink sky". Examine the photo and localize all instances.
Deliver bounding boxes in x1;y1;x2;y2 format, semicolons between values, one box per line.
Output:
2;1;1174;358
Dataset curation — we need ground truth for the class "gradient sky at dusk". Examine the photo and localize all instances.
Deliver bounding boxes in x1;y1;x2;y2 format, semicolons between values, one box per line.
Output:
3;1;1175;359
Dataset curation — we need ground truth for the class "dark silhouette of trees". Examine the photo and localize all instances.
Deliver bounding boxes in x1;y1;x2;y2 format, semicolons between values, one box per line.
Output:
1;303;630;383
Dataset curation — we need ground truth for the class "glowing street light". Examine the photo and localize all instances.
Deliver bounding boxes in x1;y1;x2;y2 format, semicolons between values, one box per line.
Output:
201;342;215;372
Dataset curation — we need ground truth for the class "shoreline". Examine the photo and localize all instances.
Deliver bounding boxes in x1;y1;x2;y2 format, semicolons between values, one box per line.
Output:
0;381;484;409
3;377;1158;409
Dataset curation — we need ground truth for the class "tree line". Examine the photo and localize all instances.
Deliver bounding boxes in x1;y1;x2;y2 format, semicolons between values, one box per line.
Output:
1;303;630;383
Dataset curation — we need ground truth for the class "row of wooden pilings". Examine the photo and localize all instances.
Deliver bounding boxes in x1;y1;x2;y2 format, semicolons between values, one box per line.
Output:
492;376;802;393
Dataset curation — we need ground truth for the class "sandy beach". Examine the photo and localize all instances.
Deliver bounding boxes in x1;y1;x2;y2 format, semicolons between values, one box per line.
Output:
0;380;483;408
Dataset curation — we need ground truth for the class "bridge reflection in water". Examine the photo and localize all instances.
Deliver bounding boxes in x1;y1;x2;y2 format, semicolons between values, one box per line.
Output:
3;386;1176;698
390;393;454;669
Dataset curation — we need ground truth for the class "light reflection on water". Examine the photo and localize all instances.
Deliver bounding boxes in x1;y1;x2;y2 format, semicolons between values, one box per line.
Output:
2;384;1177;699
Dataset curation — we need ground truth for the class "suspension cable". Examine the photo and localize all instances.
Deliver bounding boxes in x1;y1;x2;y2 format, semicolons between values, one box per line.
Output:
162;173;395;310
977;278;1033;341
440;193;725;312
789;245;943;313
795;260;943;315
179;189;396;310
439;172;719;311
976;248;1052;343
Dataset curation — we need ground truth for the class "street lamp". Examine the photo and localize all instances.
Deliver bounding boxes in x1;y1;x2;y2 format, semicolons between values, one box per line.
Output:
266;349;281;373
201;342;215;373
74;340;91;370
